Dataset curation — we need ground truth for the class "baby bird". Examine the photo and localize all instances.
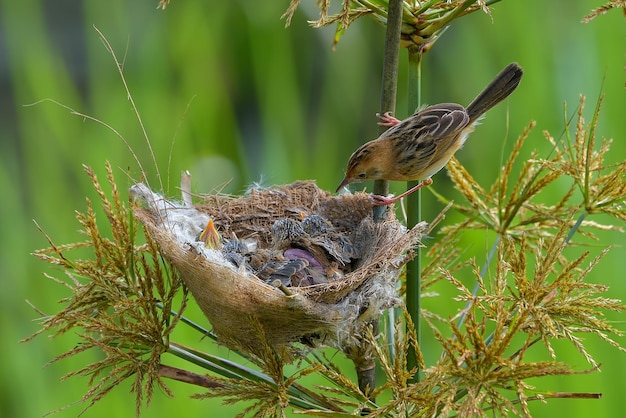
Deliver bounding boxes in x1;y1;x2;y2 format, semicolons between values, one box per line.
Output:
198;219;221;249
336;63;524;205
271;217;353;281
301;215;356;265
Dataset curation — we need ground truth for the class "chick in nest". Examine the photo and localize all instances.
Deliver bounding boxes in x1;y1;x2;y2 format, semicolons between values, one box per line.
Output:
271;217;357;281
301;215;358;265
197;211;360;288
198;218;326;287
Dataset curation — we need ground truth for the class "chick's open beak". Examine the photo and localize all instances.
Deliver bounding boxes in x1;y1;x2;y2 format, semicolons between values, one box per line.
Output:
199;219;221;249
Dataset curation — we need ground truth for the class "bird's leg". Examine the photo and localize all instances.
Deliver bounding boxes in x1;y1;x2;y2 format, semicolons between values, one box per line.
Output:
370;178;434;206
376;111;402;127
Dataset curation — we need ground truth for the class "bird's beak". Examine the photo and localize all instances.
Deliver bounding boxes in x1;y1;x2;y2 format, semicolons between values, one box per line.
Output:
199;219;221;249
336;177;352;193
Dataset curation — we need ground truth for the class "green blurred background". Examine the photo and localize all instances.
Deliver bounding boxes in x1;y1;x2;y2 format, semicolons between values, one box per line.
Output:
1;0;625;416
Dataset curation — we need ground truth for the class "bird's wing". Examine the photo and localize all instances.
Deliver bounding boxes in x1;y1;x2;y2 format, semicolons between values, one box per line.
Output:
387;104;470;178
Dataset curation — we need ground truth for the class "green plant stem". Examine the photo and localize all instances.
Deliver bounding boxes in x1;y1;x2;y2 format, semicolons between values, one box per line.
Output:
372;0;403;222
457;234;500;330
406;44;422;381
566;211;587;244
353;0;403;402
168;342;333;411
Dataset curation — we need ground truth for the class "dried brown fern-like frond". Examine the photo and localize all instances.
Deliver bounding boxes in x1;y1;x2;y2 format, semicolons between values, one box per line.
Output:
417;94;625;415
442;94;626;248
26;162;187;416
505;228;625;365
582;0;626;23
443;121;570;243
282;1;495;48
417;225;622;416
540;95;626;223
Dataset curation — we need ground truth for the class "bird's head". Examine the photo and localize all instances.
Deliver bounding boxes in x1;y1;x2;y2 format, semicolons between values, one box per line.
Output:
336;141;386;192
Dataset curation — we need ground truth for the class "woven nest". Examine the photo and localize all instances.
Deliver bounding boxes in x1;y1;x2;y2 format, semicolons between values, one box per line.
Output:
131;181;425;355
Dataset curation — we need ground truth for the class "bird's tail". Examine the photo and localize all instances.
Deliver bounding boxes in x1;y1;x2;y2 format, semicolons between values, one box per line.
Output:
466;63;523;122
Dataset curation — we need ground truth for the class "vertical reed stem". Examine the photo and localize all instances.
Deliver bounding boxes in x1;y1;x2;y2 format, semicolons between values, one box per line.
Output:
350;0;403;401
405;44;423;381
372;0;403;221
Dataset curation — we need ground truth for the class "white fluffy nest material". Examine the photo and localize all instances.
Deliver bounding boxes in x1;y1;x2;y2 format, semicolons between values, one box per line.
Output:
131;181;425;355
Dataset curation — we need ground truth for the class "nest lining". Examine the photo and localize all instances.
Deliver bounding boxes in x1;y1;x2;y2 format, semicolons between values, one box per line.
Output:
131;181;425;354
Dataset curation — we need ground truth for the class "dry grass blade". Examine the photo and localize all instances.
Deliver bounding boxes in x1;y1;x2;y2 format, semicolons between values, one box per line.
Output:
582;0;626;22
26;163;187;416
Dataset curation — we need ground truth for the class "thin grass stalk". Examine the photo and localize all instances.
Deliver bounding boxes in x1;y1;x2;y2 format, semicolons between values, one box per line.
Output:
375;0;404;379
357;0;404;401
405;43;423;382
456;234;501;331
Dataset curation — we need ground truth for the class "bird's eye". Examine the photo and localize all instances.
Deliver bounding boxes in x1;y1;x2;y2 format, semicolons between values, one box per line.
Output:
357;172;367;179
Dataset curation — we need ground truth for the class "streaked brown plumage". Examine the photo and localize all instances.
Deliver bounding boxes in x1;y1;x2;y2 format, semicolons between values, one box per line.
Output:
336;63;524;205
